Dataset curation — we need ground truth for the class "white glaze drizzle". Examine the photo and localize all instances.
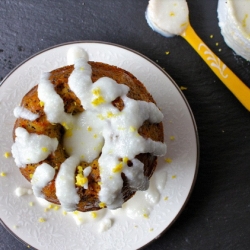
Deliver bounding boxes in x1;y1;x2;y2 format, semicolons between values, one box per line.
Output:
55;156;80;211
13;106;39;121
11;127;58;167
31;163;55;198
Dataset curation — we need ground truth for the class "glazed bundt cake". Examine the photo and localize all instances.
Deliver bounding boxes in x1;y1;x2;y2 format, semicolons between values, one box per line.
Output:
11;47;166;212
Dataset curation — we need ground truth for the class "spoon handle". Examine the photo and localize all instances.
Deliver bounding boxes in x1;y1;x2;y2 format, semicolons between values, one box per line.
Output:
181;24;250;111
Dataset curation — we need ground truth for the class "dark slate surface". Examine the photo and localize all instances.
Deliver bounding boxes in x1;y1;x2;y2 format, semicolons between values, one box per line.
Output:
1;0;250;249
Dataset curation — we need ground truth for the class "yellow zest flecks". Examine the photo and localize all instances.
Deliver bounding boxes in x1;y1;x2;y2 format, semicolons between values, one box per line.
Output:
143;213;149;219
91;211;97;218
76;175;88;186
76;217;83;223
106;111;115;118
92;87;101;96
98;181;102;186
165;51;170;55
94;143;103;152
170;136;175;141
41;147;48;152
65;128;73;138
216;42;219;46
92;87;106;106
97;114;105;120
39;101;44;107
99;202;106;208
75;166;88;187
0;172;6;177
93;134;98;139
73;211;79;215
129;126;136;132
38;217;46;223
165;157;172;163
62;210;67;216
180;86;187;90
242;14;248;28
3;152;11;158
210;34;214;38
149;228;154;232
92;96;106;106
169;11;175;17
172;175;177;179
53;205;60;211
112;162;123;173
180;22;187;27
47;204;54;209
28;202;34;207
87;126;92;132
164;196;169;201
80;66;84;71
29;174;33;179
123;157;129;164
62;122;69;130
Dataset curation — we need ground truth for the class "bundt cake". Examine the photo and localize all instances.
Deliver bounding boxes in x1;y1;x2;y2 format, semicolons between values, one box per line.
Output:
11;47;166;212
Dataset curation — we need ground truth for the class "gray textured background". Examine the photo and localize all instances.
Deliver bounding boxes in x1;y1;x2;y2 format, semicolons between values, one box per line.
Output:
1;0;250;249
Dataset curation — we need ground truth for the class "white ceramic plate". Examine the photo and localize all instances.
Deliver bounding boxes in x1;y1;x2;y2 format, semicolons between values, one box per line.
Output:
0;42;199;250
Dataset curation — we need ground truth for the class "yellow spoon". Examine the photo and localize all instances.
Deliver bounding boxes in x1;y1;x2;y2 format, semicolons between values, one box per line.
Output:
146;0;250;111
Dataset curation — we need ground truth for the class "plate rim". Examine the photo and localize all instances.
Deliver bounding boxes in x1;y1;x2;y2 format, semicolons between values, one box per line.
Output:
0;40;200;250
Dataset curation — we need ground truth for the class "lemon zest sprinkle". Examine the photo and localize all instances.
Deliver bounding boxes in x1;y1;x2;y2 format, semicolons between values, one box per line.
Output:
242;14;248;28
92;87;101;96
123;157;129;164
39;101;44;107
165;158;172;163
62;122;69;130
41;147;48;152
180;86;187;90
38;217;46;223
112;162;123;173
99;202;106;208
91;211;97;218
0;172;6;177
129;126;136;132
92;96;106;106
4;152;11;158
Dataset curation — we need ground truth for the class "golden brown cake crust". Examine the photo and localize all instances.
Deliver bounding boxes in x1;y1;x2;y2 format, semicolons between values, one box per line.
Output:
13;62;164;212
